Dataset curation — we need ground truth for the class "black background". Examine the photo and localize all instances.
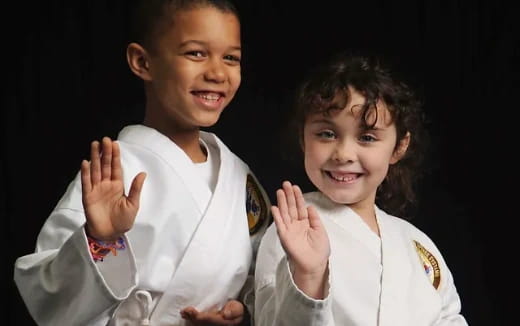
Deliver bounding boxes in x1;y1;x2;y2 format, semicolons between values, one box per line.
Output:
3;1;517;325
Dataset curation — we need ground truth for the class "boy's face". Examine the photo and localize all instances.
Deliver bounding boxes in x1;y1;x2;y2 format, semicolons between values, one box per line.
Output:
145;7;241;130
302;87;406;212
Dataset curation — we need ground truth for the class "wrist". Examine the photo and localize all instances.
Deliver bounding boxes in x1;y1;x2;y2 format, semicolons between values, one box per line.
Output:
290;261;329;299
85;225;122;242
86;234;126;262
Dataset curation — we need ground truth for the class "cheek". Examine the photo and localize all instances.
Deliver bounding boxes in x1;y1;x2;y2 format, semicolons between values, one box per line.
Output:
229;68;241;88
363;150;393;174
304;142;327;169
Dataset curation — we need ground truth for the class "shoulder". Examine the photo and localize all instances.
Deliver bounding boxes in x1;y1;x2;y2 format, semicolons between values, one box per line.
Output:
378;208;431;239
200;131;246;164
378;208;447;264
246;173;272;237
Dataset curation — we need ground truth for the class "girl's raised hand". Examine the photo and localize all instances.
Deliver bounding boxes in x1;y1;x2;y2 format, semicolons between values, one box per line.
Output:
80;137;146;241
271;181;330;298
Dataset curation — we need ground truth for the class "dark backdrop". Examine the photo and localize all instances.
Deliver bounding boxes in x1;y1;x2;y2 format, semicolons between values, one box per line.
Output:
3;1;517;325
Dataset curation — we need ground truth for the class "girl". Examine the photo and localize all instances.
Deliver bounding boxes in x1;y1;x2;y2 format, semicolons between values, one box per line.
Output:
254;53;468;325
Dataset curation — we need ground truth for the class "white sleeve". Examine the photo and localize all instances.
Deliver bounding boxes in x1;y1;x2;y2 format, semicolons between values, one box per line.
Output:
254;224;332;326
415;230;468;326
434;253;468;325
239;169;272;324
13;175;138;326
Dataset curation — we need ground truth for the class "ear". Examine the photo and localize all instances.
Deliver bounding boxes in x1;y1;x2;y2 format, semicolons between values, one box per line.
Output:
126;42;152;81
390;131;410;164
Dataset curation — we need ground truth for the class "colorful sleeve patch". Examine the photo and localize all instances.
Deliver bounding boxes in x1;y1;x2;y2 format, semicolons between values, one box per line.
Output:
246;174;268;235
413;240;441;290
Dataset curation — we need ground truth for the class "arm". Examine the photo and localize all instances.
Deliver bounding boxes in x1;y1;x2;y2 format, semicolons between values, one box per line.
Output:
434;252;468;325
254;181;332;326
13;137;146;325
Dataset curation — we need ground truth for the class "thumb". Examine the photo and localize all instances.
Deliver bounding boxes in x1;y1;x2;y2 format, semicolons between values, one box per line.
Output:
127;172;146;207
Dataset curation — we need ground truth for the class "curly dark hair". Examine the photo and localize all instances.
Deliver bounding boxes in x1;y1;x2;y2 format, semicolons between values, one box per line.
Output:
291;52;428;218
128;0;239;51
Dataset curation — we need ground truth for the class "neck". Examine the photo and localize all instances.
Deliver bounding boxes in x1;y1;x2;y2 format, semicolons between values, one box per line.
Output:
143;121;207;164
350;202;380;237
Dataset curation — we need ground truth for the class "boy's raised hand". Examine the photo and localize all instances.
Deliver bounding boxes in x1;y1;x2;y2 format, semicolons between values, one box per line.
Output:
272;181;330;299
180;300;246;325
81;137;146;241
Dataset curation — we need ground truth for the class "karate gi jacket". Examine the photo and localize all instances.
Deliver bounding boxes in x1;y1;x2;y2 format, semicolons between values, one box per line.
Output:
14;125;271;326
254;191;468;326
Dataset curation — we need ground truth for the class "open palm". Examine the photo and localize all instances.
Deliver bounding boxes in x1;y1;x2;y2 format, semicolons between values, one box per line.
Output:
272;181;330;277
81;137;146;241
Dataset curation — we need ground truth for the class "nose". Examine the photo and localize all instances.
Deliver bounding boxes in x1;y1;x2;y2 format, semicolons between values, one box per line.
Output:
331;139;357;163
204;58;226;83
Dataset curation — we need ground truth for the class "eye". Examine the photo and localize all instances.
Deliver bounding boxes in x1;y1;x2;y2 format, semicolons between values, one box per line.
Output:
185;51;206;59
223;54;241;66
359;134;377;143
316;130;336;139
224;54;241;63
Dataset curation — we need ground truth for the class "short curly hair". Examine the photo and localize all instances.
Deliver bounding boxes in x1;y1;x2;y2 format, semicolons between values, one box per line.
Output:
293;52;428;218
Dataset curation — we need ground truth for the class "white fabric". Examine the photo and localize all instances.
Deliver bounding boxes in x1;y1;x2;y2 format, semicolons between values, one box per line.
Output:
254;191;468;326
194;138;219;192
14;125;270;326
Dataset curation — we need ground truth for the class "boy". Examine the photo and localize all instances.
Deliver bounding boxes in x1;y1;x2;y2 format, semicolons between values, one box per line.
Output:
14;1;270;325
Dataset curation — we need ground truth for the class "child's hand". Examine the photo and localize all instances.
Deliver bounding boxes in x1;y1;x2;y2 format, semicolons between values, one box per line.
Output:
180;300;245;325
81;137;146;241
272;181;330;299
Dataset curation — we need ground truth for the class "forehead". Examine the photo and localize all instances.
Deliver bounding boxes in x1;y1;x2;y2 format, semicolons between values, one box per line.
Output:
308;88;394;128
155;6;240;44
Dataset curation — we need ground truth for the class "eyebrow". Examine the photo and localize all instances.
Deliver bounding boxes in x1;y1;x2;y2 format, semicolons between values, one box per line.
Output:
179;40;241;51
308;118;387;131
308;118;333;125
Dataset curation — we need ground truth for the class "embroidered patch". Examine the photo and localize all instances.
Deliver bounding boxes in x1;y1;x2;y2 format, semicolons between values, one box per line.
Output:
246;174;268;235
414;240;441;290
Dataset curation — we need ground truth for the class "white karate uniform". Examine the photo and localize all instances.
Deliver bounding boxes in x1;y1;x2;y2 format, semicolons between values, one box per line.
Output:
254;191;468;326
14;125;271;326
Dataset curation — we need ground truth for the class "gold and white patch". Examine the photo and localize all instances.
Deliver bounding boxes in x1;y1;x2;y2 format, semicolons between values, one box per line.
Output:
414;240;441;290
246;174;268;235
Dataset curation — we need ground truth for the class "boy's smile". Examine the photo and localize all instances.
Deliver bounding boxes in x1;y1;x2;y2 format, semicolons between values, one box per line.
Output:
143;6;242;133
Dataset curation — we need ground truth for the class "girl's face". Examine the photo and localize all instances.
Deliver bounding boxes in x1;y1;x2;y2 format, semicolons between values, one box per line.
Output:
303;87;408;212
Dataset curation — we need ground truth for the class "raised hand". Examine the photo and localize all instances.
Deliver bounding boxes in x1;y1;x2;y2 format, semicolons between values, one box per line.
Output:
180;300;245;325
272;181;330;298
81;137;146;241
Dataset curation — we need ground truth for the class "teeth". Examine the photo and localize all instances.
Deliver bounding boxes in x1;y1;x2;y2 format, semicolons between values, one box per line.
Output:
197;93;220;101
329;173;357;182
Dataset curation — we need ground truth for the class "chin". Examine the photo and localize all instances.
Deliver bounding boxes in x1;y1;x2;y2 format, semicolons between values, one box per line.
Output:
197;115;222;128
320;189;358;205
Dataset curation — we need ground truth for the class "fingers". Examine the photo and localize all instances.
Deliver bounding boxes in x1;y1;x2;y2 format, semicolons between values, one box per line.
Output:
293;184;308;220
180;306;198;320
128;172;147;207
282;181;298;220
90;140;101;185
80;160;92;194
276;188;290;226
221;300;244;320
101;137;113;180
307;205;323;229
181;304;243;325
271;205;286;233
111;141;123;181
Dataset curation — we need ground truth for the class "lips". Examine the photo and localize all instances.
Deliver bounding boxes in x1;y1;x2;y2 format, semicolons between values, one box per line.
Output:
191;90;226;110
